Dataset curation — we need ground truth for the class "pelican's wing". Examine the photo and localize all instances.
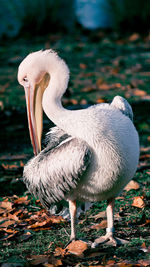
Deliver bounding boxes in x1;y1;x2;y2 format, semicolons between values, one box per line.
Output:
23;137;92;209
45;126;71;149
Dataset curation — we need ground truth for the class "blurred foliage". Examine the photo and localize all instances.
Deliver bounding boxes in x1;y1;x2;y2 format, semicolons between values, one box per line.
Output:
109;0;150;34
1;0;150;39
0;0;75;38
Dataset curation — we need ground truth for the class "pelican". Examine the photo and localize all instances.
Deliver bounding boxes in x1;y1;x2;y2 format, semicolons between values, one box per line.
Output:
18;49;139;247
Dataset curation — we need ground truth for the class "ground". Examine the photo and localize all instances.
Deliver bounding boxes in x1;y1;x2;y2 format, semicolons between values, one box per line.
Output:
0;32;150;266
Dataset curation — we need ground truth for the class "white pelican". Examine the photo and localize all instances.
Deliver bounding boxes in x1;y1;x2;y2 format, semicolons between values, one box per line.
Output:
18;50;139;247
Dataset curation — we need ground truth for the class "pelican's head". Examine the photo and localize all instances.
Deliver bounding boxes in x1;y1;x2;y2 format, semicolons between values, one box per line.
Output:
18;50;51;155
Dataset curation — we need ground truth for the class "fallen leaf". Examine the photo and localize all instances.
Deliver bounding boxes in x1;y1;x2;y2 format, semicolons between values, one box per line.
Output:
97;83;110;90
106;259;116;265
129;33;140;42
44;258;63;267
54;247;66;257
80;99;87;105
20;161;24;167
90;220;107;230
1;163;18;170
0;219;16;228
7;213;19;221
27;215;65;230
116;263;138;267
140;154;150;160
133;89;147;96
66;240;88;257
96;98;106;104
79;63;87;69
14;196;30;205
140;219;150;227
28;220;52;229
96;78;104;87
0;201;13;210
130;79;144;88
82;86;95;92
27;255;49;265
124;180;140;191
70;99;78;105
138;259;150;266
132;196;145;208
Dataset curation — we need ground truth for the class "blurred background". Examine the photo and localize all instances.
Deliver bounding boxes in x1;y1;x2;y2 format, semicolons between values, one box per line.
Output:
1;0;150;38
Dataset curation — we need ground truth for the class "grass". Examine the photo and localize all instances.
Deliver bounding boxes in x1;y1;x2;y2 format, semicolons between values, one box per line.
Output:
0;32;150;265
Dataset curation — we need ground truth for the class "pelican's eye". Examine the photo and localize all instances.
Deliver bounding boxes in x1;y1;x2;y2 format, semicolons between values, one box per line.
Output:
22;77;30;88
23;77;28;82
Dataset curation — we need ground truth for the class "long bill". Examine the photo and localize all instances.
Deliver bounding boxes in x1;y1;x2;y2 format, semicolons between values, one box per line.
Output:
24;83;43;156
24;74;50;156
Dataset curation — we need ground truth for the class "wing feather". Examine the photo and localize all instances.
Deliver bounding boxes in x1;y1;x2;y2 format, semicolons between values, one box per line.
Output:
23;137;92;209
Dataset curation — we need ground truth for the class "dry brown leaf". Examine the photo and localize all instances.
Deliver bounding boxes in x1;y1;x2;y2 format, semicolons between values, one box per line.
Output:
138;259;150;266
116;263;137;267
132;196;145;208
44;259;63;267
27;255;49;265
90;220;107;230
82;86;96;92
133;89;147;96
97;83;110;90
66;240;88;257
140;154;150;160
124;180;140;192
0;201;13;211
27;220;52;229
28;215;65;230
14;209;23;217
106;259;116;265
79;63;87;69
70;99;78;105
14;196;30;205
7;213;19;221
4;228;18;234
20;161;24;167
0;219;16;228
140;219;150;227
96;98;106;104
48;215;66;224
54;247;66;257
130;79;144;88
2;233;17;241
1;163;18;170
96;78;104;87
80;99;87;105
129;33;140;42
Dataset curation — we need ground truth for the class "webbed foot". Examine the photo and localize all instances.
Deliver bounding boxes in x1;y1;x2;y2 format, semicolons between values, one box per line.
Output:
91;234;129;248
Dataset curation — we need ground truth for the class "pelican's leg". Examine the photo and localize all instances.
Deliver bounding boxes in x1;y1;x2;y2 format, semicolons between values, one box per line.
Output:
69;200;77;241
92;198;128;248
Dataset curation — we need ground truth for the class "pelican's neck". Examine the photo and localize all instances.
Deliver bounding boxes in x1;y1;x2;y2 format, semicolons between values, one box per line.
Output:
42;58;71;128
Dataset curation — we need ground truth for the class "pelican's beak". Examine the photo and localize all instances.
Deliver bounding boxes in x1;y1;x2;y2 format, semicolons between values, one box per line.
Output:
24;83;43;155
24;74;50;156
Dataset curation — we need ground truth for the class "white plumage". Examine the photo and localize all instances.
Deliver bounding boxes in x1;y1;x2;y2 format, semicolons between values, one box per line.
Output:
18;50;139;246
